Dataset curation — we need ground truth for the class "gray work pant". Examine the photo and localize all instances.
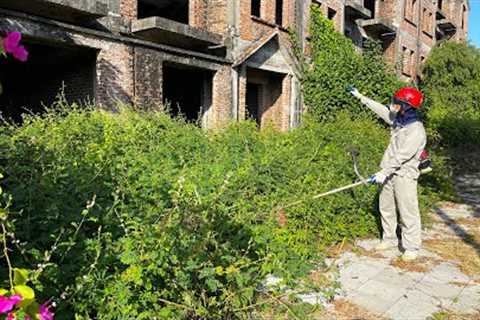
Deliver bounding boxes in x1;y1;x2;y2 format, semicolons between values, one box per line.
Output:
379;175;422;252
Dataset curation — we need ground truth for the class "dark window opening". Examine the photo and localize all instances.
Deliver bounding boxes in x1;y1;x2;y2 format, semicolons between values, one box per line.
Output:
462;5;467;30
275;0;283;26
246;83;261;126
162;64;212;123
364;0;375;18
0;41;96;123
438;0;443;10
328;8;337;20
138;0;189;24
251;0;261;17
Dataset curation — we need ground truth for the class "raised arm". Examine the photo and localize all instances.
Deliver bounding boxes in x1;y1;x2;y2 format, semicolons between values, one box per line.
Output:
346;85;394;126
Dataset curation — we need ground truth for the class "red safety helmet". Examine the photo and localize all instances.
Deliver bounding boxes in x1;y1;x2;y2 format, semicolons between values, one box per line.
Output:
393;87;424;109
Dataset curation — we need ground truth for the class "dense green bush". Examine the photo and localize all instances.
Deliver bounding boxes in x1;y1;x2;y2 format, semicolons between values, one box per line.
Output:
0;102;396;318
300;6;403;121
421;41;480;147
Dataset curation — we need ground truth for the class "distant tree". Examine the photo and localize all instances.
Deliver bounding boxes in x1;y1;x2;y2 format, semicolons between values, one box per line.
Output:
421;42;480;146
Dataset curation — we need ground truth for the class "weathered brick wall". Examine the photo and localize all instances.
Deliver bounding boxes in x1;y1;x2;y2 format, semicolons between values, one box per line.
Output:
373;0;439;80
95;42;135;107
239;0;295;41
238;65;247;121
211;65;232;128
445;0;468;41
190;0;208;28
120;0;136;20
134;47;163;110
206;0;229;35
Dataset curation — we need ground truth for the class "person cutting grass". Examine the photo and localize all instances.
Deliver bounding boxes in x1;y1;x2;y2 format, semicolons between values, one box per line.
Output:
347;85;427;261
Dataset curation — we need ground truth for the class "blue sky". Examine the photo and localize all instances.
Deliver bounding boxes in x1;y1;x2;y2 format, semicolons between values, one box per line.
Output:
469;2;480;47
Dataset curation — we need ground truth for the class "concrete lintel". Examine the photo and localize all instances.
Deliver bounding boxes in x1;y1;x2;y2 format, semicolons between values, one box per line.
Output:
246;61;290;75
0;9;231;65
132;17;223;50
0;0;108;23
157;51;222;72
345;1;371;19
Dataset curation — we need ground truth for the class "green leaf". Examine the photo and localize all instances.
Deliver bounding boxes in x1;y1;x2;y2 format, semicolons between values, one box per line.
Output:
14;285;35;307
13;268;29;286
0;208;7;220
0;288;8;295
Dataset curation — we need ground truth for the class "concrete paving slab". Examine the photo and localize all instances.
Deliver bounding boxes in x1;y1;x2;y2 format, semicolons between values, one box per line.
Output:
383;289;441;320
373;266;419;287
424;262;472;283
348;290;399;315
415;280;464;300
338;259;386;293
448;284;480;314
355;279;408;304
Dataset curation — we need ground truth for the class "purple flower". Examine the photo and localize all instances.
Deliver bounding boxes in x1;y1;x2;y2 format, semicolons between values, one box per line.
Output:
2;32;28;62
39;302;54;320
0;295;22;314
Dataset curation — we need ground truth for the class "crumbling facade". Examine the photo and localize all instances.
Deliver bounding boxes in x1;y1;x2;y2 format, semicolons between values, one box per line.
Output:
0;0;469;129
311;0;469;81
0;0;303;130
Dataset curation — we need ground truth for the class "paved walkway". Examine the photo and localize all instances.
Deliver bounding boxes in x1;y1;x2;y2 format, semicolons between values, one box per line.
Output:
320;173;480;319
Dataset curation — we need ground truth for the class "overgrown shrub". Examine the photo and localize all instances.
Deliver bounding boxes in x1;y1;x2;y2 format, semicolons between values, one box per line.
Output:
421;41;480;147
300;6;403;121
0;102;398;318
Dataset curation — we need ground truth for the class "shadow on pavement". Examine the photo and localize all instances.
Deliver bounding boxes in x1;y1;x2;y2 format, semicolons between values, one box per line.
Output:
433;206;480;257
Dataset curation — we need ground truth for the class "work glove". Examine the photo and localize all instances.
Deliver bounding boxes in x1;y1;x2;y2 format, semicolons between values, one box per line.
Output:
368;172;388;185
346;84;360;98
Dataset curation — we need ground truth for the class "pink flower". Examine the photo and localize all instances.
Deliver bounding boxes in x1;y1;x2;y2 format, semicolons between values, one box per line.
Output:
12;45;28;62
0;295;22;314
3;32;21;54
39;302;54;320
2;32;28;62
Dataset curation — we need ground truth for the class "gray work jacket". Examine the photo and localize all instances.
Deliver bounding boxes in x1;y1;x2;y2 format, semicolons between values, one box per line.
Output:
358;94;427;180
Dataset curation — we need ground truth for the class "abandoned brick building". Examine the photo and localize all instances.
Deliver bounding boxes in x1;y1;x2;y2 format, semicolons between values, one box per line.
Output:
310;0;469;81
0;0;469;129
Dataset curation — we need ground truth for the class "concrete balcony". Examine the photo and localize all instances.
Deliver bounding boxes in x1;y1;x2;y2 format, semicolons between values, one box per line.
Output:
436;18;457;40
437;19;456;32
345;0;371;19
132;17;224;53
0;0;108;23
359;18;397;37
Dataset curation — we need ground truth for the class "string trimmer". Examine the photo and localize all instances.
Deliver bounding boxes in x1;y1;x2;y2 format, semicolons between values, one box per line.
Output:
275;148;372;225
